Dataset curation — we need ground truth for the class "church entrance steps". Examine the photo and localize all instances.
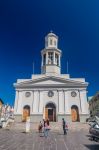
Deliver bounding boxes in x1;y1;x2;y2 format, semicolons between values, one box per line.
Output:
7;121;89;131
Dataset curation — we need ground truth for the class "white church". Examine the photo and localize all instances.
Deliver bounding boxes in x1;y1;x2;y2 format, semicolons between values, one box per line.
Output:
14;32;89;122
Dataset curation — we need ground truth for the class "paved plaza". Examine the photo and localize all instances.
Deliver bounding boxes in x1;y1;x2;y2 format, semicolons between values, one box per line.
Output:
0;123;99;150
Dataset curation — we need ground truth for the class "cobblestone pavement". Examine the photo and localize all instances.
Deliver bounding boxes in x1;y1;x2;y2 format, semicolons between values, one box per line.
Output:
0;128;99;150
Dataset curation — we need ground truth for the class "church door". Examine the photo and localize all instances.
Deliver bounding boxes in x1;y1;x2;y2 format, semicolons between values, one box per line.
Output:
45;103;56;122
45;108;48;121
71;105;80;122
22;105;30;122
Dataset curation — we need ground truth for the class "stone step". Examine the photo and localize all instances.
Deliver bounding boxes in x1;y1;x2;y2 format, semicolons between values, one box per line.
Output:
8;121;89;131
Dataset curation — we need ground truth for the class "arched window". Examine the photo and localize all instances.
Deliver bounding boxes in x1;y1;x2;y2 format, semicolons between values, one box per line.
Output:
48;52;53;64
50;39;53;45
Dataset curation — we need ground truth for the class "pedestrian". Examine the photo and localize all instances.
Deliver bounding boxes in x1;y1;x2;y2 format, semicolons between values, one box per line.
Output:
62;118;67;135
44;121;49;138
46;118;50;126
38;121;43;133
43;119;46;127
26;116;30;133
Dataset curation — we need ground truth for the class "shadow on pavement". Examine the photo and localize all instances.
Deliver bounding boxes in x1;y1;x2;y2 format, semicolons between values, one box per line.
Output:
57;133;64;135
86;134;99;142
84;144;99;150
21;131;27;134
86;134;92;137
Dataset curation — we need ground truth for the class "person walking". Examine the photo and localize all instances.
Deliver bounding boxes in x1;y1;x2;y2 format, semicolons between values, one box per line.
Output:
44;121;49;138
62;118;67;135
38;121;43;133
26;117;30;133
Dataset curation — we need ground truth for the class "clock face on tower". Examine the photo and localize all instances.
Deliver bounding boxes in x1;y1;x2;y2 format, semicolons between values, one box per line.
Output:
48;91;54;97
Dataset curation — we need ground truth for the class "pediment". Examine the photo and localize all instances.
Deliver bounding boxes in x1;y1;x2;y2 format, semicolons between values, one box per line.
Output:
14;76;88;88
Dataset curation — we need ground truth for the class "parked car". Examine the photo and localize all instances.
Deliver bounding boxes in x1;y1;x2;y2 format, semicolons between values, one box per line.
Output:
86;117;96;122
89;122;99;141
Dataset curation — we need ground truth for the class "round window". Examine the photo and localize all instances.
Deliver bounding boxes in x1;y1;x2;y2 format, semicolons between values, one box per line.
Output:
48;91;54;97
25;92;31;97
71;91;77;97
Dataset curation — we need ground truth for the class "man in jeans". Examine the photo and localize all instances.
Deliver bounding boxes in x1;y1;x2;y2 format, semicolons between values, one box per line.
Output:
62;118;67;135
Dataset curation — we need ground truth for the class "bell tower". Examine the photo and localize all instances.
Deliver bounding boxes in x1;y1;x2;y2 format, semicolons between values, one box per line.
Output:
41;32;62;75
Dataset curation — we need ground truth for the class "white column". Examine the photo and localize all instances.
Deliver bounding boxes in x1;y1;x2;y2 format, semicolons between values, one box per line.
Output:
53;51;55;64
32;91;34;113
33;91;39;113
39;91;44;113
59;55;60;67
16;91;23;114
43;107;45;119
14;90;19;113
79;90;89;114
46;52;48;64
64;91;70;114
41;54;43;66
58;90;64;114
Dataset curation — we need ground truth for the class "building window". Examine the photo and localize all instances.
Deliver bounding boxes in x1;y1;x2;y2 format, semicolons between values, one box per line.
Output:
48;52;53;64
25;92;31;97
71;91;77;97
48;91;54;97
50;39;53;45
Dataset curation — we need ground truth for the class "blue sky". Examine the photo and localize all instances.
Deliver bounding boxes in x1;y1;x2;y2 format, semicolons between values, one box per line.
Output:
0;0;99;105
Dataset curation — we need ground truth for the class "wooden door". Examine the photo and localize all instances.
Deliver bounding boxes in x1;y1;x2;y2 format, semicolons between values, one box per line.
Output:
71;108;77;122
45;108;48;120
48;109;53;121
22;109;29;122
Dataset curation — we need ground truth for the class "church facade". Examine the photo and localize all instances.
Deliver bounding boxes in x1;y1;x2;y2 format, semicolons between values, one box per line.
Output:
14;32;89;122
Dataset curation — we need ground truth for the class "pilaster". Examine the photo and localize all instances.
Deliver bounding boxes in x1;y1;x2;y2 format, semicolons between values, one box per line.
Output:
46;52;48;64
58;90;64;114
39;91;44;113
14;90;19;113
33;91;39;113
64;91;70;114
79;90;89;114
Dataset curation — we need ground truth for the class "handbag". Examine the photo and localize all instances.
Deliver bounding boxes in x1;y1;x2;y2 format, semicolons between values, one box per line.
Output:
47;125;51;130
65;124;68;130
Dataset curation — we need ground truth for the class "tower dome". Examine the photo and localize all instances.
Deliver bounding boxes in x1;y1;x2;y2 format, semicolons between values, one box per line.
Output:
45;31;58;49
47;32;57;37
41;32;62;75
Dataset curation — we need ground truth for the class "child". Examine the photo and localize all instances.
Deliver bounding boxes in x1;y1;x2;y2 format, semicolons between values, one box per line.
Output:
38;121;43;133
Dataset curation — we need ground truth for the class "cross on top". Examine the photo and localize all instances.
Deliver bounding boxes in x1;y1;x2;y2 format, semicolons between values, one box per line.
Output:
50;30;53;33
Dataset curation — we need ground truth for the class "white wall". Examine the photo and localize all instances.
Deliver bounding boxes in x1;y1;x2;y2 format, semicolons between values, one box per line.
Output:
80;90;89;114
14;89;89;116
43;90;58;113
67;90;81;114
